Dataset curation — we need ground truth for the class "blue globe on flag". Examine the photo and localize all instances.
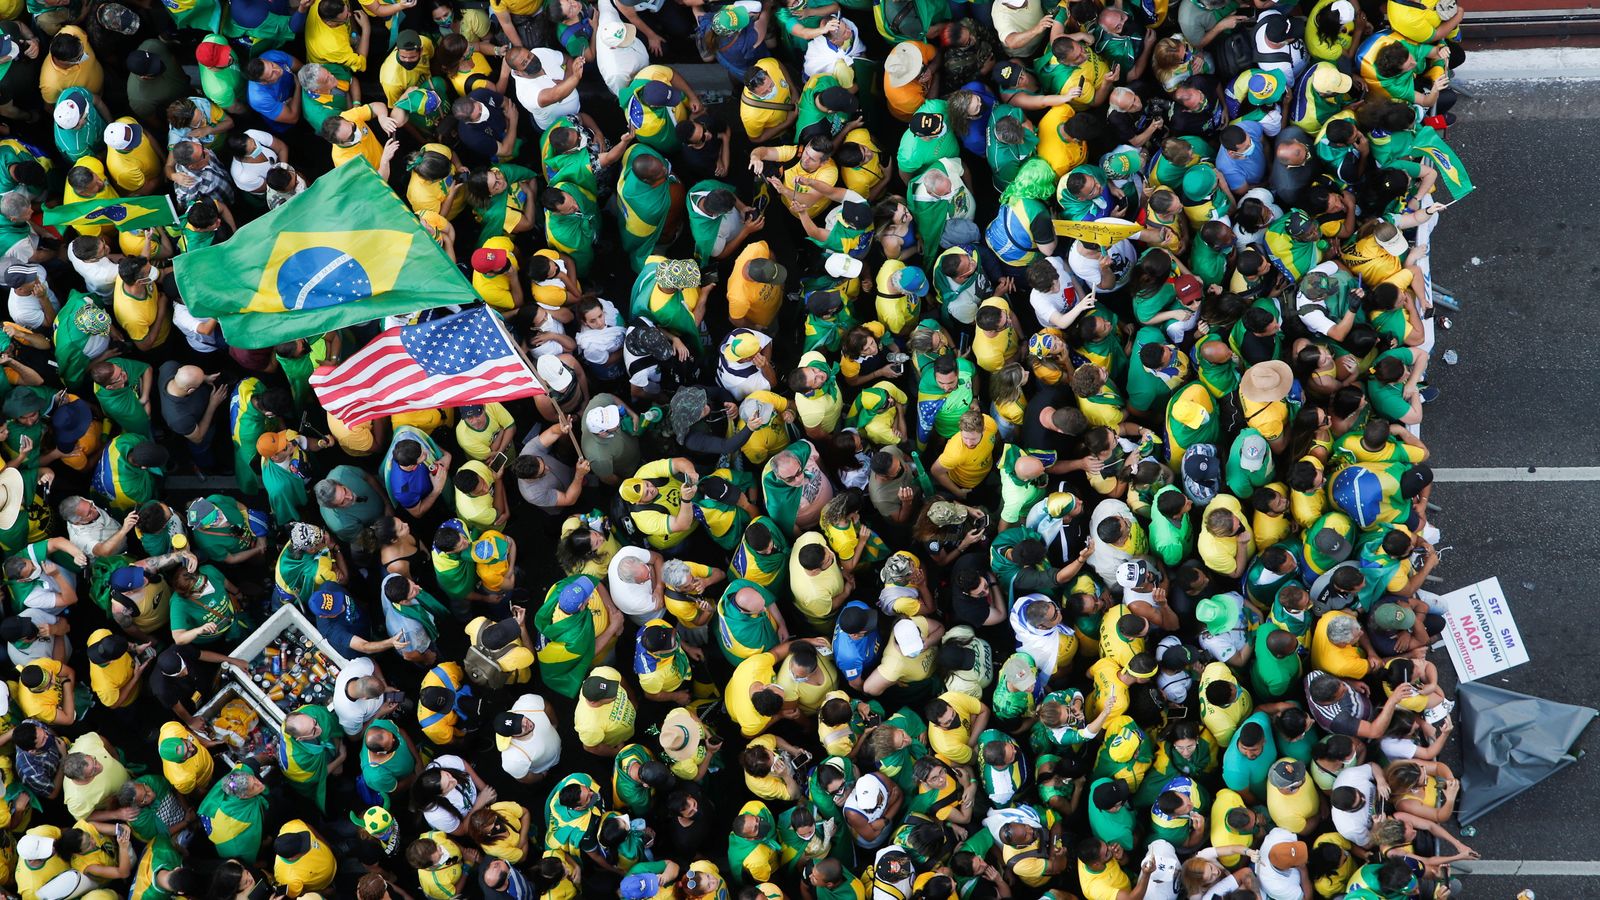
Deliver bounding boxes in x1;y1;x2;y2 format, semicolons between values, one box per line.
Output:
1330;465;1385;529
276;246;373;311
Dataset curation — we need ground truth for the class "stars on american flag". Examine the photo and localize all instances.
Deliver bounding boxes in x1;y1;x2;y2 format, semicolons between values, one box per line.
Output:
400;307;512;376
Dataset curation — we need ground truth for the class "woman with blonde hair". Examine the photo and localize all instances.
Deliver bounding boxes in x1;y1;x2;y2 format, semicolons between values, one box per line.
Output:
1151;35;1210;92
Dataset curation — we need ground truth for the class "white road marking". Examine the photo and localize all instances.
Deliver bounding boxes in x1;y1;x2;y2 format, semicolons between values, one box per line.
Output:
1456;860;1600;877
1434;467;1600;483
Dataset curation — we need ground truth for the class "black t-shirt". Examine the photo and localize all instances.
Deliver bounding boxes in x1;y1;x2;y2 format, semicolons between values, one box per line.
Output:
150;645;210;715
1019;384;1076;458
676;113;727;184
157;360;211;440
660;782;717;860
948;553;994;626
455;89;508;164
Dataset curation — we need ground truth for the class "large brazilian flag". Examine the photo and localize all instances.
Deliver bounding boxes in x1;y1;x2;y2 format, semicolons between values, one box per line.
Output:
175;163;477;348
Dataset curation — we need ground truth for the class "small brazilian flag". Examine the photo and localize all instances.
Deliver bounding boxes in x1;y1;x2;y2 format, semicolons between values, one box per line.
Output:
174;163;478;348
42;195;177;230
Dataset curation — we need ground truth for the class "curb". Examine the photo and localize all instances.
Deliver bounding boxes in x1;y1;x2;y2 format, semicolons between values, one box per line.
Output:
1458;46;1600;82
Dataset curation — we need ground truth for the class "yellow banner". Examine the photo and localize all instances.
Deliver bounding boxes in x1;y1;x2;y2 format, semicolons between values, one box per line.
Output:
1052;217;1142;243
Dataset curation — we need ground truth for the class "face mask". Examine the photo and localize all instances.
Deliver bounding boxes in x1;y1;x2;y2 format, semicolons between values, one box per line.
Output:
398;55;420;69
434;13;453;27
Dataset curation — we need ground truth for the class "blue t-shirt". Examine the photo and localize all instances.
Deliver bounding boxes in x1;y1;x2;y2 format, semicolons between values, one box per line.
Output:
832;601;883;683
313;600;373;659
247;50;297;130
1217;119;1268;192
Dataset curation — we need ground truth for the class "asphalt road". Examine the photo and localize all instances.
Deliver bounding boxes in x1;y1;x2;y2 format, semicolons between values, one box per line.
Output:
1412;81;1600;896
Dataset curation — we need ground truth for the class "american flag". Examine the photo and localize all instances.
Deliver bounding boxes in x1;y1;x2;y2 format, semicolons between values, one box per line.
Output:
311;307;543;426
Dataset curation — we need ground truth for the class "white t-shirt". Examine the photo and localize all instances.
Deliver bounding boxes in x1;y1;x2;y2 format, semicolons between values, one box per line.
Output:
230;129;280;193
803;21;864;80
420;755;478;833
66;505;121;558
1028;256;1076;328
332;657;382;736
172;302;225;353
1068;239;1136;293
68;243;119;297
1331;765;1377;847
1294;260;1344;336
575;298;625;365
513;48;582;131
6;264;53;329
500;693;561;778
1257;827;1306;899
607;545;662;622
598;41;649;97
992;0;1046;56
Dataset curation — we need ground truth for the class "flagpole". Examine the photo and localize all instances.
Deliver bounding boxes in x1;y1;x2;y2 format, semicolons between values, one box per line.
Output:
484;306;586;462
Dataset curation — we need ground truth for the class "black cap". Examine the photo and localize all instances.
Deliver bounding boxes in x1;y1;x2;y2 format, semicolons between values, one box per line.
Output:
581;675;619;702
274;832;312;859
89;633;130;664
840;201;872;230
396;29;423;50
157;647;187;677
494;712;527;737
1092;779;1130;809
909;111;945;137
1160;644;1196;670
805;288;845;317
126;49;164;76
816;86;857;114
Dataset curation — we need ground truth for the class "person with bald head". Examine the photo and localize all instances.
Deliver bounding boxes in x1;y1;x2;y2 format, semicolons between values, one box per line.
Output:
158;362;228;468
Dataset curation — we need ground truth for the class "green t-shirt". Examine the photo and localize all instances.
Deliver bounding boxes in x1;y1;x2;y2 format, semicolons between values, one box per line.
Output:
1367;348;1416;421
1249;625;1301;700
1086;777;1137;851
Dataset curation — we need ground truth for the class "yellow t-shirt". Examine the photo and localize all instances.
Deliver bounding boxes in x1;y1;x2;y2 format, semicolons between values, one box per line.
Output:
273;820;336;897
775;145;839;219
741;58;795;140
106;124;164;194
39;29;104;104
472;236;520;313
727;241;782;327
837;127;887;197
972;298;1020;372
17;659;64;721
1342;233;1412;290
330;104;385;171
88;635;138;707
307;8;367;71
876;616;937;684
741;736;792;803
1209;789;1252;866
1077;859;1131;900
1267;778;1320;835
774;654;838;714
1038;105;1086;177
573;666;637;748
379;37;436;104
1311;611;1370;680
455;401;515;461
113;278;168;345
454;460;500;529
1198;494;1254;575
1088;656;1130;721
927;690;983;765
726;652;789;738
159;721;216;796
935;414;998;490
789;533;845;626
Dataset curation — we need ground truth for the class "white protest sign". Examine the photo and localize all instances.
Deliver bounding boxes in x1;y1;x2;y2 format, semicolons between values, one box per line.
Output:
1440;577;1529;682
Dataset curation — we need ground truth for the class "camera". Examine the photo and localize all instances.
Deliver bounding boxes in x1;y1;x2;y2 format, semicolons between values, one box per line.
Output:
1143;97;1175;124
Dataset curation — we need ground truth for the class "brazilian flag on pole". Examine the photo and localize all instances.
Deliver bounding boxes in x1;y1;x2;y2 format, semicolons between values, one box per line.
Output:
175;163;477;349
42;195;177;230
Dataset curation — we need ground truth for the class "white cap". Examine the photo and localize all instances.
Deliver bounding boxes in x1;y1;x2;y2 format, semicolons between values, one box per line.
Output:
824;253;863;280
885;42;922;88
1116;560;1147;589
892;618;925;657
585;404;621;434
1330;0;1356;24
847;774;888;815
601;22;637;49
53;98;83;130
1376;229;1408;257
17;834;55;861
104;122;138;151
536;354;575;392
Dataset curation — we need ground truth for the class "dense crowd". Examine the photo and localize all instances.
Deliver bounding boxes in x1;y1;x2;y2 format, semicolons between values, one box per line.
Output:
0;0;1479;892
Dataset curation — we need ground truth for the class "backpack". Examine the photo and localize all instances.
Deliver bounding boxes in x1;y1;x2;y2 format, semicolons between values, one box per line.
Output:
464;640;514;689
1214;29;1257;81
